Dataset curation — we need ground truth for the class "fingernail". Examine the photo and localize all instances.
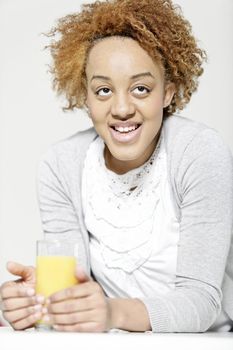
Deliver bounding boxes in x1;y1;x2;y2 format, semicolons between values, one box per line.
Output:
36;295;45;304
42;315;50;323
76;265;84;274
34;312;42;319
42;307;48;314
26;288;35;296
34;304;42;311
53;325;59;330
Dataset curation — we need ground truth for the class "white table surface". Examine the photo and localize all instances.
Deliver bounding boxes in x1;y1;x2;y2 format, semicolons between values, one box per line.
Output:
0;327;232;350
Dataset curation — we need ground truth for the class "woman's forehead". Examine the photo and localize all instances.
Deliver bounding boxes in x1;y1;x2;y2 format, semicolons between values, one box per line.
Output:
86;36;163;78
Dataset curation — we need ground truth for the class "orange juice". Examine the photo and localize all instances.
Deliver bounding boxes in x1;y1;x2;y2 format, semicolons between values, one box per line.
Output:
36;256;77;297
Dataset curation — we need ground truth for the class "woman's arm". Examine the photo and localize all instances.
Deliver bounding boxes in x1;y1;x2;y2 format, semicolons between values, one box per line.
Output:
44;268;151;332
37;143;90;274
108;298;151;331
139;128;233;332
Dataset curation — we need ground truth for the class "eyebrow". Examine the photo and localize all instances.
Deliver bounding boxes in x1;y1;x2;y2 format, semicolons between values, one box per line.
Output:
90;72;155;82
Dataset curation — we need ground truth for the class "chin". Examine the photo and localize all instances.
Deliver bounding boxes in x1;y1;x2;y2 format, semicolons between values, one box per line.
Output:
111;150;140;162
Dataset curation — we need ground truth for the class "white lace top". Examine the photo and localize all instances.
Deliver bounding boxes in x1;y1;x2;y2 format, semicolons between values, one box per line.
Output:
82;131;180;299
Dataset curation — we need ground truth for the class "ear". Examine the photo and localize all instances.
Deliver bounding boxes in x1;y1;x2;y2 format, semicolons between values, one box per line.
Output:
163;82;176;108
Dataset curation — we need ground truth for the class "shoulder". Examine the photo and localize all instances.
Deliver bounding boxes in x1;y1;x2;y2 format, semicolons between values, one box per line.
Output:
39;127;98;167
163;115;212;149
163;115;233;167
165;117;233;226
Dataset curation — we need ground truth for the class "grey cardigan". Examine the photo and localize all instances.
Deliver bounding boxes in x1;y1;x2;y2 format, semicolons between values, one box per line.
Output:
37;115;233;332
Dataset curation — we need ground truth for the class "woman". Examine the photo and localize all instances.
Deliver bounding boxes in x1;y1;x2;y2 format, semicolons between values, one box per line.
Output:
0;0;233;332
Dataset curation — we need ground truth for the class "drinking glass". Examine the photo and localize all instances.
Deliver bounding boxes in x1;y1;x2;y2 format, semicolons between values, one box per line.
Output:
35;239;78;330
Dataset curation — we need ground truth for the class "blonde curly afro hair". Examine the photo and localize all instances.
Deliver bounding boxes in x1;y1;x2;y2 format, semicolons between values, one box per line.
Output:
46;0;206;117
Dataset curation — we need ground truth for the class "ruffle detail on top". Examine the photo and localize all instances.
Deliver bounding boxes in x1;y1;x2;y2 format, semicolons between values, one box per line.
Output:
82;132;166;273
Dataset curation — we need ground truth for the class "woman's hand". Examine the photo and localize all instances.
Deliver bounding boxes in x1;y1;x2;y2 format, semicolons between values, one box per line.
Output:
44;267;112;332
0;262;45;330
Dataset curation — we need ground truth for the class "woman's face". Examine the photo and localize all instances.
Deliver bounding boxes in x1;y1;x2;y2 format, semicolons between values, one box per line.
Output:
85;37;174;174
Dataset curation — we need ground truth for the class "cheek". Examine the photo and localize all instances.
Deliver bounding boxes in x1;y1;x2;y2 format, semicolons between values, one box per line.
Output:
86;92;98;116
138;97;164;119
86;99;103;122
89;107;105;124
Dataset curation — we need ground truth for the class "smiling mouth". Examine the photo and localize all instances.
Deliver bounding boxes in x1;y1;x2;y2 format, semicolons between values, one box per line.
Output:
110;124;141;133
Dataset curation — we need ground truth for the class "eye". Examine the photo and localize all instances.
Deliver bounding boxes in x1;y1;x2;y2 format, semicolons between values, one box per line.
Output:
133;86;151;96
95;87;112;97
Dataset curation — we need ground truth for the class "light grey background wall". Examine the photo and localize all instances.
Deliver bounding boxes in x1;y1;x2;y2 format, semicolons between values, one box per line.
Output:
0;0;233;284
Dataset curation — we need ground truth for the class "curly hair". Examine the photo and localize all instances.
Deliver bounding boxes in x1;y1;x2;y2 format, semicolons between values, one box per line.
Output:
46;0;206;117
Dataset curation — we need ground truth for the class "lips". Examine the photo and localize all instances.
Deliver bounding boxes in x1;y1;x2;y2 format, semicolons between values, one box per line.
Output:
109;121;141;129
109;123;142;143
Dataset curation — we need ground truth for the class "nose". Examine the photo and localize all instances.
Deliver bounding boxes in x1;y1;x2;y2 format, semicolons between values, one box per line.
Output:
111;93;135;119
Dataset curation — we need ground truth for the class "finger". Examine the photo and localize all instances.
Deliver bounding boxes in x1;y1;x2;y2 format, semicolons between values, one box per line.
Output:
11;311;43;330
75;266;91;283
46;309;95;325
3;304;43;324
6;262;35;282
1;285;35;299
49;281;100;303
53;322;103;333
48;296;93;314
2;296;39;311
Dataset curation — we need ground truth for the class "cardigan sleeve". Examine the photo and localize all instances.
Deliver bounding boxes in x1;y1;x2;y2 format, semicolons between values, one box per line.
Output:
36;146;89;274
141;128;233;332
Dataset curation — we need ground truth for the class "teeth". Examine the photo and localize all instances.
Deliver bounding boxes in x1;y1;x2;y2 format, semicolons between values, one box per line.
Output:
114;125;138;133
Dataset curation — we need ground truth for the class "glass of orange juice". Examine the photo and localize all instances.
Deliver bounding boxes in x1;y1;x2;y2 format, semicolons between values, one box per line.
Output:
35;239;78;330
